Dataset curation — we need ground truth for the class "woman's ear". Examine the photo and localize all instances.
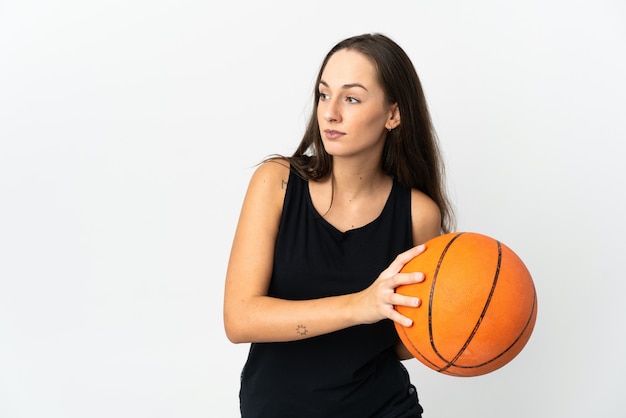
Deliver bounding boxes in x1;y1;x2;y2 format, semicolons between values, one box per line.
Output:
385;103;401;131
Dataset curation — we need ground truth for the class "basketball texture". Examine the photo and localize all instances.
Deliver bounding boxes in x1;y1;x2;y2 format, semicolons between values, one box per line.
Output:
395;232;537;377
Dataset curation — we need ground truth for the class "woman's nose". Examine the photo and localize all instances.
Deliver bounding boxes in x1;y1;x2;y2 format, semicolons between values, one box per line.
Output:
323;99;341;123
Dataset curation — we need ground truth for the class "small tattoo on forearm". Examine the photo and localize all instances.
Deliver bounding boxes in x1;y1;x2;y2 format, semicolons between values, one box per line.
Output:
296;324;308;336
281;179;288;189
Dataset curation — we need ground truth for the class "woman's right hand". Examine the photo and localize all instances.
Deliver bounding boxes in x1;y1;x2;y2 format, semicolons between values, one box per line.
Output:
353;244;427;327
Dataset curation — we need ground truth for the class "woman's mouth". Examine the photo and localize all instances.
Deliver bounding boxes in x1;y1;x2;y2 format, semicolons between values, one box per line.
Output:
324;129;345;139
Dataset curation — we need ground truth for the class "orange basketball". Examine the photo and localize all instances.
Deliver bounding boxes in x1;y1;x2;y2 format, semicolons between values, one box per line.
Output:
395;232;537;377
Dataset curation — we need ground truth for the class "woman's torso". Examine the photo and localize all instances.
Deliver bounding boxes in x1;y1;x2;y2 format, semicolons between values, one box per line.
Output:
239;167;419;417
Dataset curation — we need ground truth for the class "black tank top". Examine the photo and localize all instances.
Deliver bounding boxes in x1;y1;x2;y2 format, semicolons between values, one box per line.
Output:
239;168;421;417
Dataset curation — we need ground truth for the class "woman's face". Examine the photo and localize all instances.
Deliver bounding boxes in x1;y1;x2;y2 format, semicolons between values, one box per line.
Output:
317;49;398;160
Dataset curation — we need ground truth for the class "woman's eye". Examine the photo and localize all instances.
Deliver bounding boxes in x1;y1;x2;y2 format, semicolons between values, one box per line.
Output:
319;92;329;101
346;96;360;104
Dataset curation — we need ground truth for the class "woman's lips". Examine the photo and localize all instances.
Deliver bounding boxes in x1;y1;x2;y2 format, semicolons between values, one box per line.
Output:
324;129;345;139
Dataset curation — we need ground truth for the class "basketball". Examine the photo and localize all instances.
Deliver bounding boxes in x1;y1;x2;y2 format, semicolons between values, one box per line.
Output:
394;232;537;377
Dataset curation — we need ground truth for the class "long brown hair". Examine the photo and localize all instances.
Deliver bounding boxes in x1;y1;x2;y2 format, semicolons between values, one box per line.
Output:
279;33;455;233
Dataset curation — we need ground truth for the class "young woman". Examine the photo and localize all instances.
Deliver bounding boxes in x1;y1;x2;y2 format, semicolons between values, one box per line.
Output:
224;33;454;417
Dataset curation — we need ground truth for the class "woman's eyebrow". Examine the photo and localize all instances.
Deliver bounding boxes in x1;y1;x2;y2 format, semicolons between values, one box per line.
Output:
319;80;368;91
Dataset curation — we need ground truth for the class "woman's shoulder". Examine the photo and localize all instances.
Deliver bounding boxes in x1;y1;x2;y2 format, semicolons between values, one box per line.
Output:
409;188;442;244
252;157;291;181
245;157;292;209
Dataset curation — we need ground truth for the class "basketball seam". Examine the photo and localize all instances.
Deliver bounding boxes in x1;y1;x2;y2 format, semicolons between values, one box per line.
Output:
451;285;538;370
428;232;464;358
436;240;502;372
428;233;502;372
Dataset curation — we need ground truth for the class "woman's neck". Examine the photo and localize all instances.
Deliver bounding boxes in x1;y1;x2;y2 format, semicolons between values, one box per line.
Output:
328;157;388;196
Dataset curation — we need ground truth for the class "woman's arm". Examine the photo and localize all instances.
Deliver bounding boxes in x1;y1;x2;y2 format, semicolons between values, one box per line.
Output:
223;161;426;344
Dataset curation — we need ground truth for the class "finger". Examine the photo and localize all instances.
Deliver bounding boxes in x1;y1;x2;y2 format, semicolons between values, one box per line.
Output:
391;292;421;309
379;245;427;284
396;244;427;267
387;309;414;327
393;271;424;287
385;244;426;275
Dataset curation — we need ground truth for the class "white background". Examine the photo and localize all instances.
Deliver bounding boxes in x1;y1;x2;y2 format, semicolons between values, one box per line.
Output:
1;1;625;417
